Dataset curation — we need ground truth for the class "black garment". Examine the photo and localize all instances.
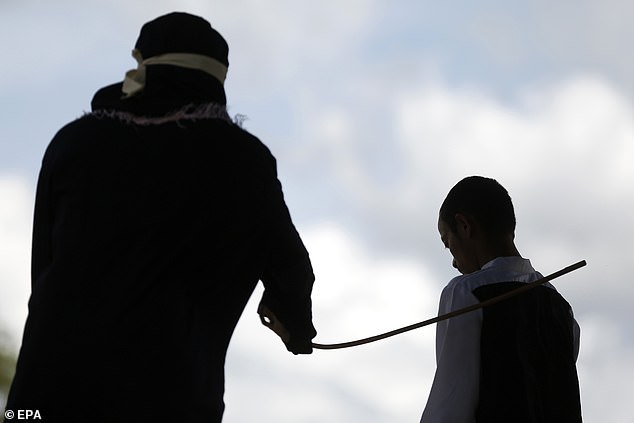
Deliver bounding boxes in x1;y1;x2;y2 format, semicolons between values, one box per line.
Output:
473;283;582;423
6;95;315;422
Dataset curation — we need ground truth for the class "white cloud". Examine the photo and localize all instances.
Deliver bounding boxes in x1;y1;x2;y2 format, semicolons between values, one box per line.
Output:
576;315;634;423
0;176;33;352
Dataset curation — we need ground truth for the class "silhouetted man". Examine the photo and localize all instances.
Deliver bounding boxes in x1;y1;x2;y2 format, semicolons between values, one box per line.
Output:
421;176;581;423
6;12;316;423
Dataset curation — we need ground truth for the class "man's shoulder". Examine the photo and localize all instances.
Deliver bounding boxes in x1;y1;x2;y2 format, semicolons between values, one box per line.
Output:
55;114;106;135
42;116;104;162
443;266;499;294
442;257;541;300
440;272;486;310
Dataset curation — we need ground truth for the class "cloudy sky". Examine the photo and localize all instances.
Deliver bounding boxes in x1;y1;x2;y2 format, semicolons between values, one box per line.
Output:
1;0;633;421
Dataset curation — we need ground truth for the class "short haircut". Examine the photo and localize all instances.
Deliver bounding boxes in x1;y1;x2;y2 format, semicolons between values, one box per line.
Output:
439;176;516;237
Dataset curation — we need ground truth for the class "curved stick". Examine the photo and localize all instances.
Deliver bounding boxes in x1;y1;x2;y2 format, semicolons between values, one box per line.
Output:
312;260;586;350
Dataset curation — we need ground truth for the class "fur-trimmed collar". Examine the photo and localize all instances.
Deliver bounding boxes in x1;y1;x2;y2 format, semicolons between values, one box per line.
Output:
87;102;245;126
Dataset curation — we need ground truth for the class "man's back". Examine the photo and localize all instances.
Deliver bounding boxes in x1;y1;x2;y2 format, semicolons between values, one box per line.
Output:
8;111;313;422
474;283;582;423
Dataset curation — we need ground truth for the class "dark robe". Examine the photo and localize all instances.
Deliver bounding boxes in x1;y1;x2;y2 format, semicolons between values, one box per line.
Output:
473;283;582;423
6;74;316;422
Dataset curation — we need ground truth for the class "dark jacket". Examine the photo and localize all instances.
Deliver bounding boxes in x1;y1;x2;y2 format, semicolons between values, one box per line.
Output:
6;81;316;422
473;283;582;423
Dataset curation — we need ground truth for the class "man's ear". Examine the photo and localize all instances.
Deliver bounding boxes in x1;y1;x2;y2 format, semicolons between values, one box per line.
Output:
454;213;472;238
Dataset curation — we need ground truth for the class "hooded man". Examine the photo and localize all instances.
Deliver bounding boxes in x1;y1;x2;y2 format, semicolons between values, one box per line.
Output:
6;12;316;423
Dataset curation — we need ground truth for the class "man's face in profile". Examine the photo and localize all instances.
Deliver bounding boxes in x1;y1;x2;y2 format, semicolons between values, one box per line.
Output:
438;216;478;275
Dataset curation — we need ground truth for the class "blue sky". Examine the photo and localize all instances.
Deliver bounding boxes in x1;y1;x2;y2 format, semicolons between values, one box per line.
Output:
1;1;633;421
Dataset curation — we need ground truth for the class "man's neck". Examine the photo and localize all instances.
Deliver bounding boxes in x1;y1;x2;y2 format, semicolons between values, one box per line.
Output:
476;237;521;269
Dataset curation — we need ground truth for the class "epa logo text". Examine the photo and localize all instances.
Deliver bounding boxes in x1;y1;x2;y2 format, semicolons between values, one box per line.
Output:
4;409;42;420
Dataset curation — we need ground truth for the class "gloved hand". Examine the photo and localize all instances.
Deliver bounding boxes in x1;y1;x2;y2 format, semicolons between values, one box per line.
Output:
258;303;313;354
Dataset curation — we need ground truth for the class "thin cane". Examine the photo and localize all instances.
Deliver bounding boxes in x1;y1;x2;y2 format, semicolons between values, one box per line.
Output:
311;260;586;350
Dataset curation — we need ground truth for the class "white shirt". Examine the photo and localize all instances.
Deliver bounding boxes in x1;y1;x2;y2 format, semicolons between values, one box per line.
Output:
420;256;580;423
